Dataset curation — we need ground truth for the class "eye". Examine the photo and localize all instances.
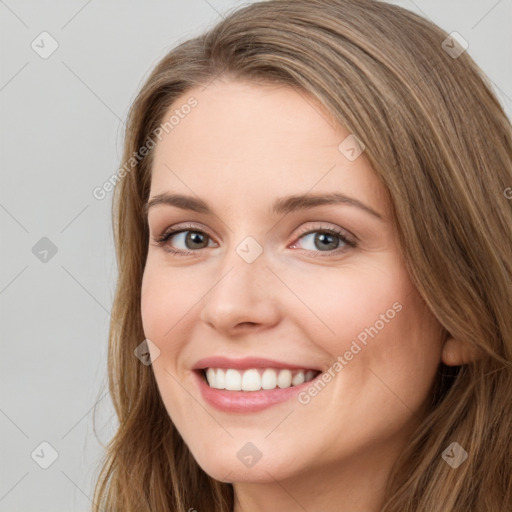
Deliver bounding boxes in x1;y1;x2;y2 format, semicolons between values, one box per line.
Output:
152;222;357;257
291;225;357;255
152;223;216;255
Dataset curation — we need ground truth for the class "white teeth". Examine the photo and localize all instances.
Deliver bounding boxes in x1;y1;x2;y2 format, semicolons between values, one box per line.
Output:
292;371;305;386
204;367;318;391
241;369;261;391
215;368;225;389
277;369;292;388
206;368;216;388
224;369;242;390
261;368;277;389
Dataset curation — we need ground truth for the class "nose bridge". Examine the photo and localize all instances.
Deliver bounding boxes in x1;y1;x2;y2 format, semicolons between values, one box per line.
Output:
199;235;278;330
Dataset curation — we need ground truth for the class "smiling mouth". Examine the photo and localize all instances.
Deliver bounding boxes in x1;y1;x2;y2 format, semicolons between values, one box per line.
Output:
200;367;322;392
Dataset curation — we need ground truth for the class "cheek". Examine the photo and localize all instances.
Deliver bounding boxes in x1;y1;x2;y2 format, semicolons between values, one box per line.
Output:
140;259;195;343
140;267;167;342
295;262;442;411
140;262;197;424
335;289;441;419
288;262;405;354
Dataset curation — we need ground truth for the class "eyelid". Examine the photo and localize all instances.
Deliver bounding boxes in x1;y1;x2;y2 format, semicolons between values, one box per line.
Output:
152;221;357;256
153;222;217;248
155;221;214;240
293;222;357;244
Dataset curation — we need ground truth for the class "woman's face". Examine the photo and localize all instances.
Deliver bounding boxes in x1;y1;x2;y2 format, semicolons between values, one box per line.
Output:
141;78;444;487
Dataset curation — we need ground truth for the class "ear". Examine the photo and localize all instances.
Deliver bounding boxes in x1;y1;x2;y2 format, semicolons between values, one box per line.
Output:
441;335;482;366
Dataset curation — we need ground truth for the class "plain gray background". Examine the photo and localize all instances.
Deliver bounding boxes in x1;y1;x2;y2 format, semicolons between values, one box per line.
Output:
1;1;511;510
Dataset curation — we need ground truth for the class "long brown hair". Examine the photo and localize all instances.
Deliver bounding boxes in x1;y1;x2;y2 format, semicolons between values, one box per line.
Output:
91;0;512;510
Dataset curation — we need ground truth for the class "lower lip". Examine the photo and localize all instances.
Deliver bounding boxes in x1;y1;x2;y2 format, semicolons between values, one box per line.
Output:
193;370;319;413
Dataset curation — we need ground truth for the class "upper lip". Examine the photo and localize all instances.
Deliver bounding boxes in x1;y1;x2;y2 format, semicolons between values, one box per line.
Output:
192;356;322;371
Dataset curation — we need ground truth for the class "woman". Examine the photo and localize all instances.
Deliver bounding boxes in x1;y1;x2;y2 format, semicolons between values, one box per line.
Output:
92;0;512;510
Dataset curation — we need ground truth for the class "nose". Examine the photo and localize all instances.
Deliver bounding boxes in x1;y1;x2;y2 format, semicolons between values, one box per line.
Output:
198;243;281;335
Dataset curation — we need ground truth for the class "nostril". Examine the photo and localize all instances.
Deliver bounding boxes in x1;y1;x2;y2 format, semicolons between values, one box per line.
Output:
236;322;258;328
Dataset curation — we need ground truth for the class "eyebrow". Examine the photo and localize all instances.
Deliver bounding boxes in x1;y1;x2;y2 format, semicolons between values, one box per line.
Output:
144;192;385;221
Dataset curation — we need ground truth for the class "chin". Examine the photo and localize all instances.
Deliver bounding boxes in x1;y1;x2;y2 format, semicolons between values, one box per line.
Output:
189;445;299;484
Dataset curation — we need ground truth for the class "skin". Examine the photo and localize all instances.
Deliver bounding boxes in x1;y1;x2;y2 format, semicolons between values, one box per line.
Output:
140;78;467;512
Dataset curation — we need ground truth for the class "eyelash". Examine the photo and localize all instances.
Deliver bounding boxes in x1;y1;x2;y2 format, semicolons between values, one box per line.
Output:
152;222;357;257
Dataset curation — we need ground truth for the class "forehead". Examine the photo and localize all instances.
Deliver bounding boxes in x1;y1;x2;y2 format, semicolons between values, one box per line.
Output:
150;79;390;217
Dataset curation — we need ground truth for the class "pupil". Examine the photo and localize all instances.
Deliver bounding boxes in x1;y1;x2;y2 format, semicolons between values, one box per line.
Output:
316;233;338;251
187;232;207;249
